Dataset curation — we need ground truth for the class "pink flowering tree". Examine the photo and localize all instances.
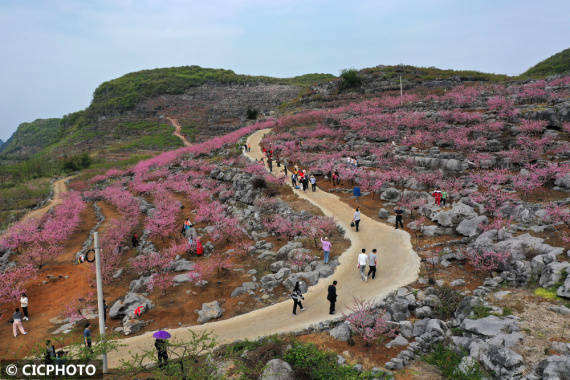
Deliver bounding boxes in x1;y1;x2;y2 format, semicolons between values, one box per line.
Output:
301;216;337;247
344;298;396;345
0;264;38;304
464;249;511;272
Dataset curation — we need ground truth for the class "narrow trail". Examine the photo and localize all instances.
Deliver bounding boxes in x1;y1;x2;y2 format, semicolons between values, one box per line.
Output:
107;128;420;368
166;117;192;147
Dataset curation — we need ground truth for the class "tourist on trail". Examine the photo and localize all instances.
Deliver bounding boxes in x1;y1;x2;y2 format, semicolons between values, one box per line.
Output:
320;237;331;264
352;207;361;232
276;158;281;167
301;176;309;192
20;293;29;321
327;281;337;315
196;237;204;256
358;249;368;281
291;173;297;188
283;165;288;177
155;338;168;368
84;323;92;352
310;175;317;192
291;281;305;315
395;206;404;229
332;171;338;186
132;233;139;248
45;340;56;364
103;299;108;323
184;218;193;230
368;249;378;280
432;190;442;206
247;144;251;152
12;308;27;337
441;190;448;206
268;158;273;172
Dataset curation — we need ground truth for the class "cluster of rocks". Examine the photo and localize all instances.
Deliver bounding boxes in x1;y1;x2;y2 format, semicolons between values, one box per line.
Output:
108;292;154;335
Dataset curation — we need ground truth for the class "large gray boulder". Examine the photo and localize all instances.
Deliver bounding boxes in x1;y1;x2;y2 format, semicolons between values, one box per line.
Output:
329;322;351;341
196;301;224;323
385;334;409;348
456;216;488;237
109;293;153;319
260;359;294;380
381;187;401;202
539;261;570;288
536;354;570;379
122;316;151;335
432;202;477;227
299;270;320;286
556;275;570;299
461;316;519;337
494;234;564;261
276;242;303;259
314;263;334;278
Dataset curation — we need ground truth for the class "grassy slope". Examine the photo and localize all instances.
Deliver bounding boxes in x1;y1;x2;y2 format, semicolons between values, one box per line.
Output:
521;48;570;78
0;118;62;160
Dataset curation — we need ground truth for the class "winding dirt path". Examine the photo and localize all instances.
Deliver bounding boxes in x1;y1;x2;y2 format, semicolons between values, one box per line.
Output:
107;128;419;368
166;117;192;147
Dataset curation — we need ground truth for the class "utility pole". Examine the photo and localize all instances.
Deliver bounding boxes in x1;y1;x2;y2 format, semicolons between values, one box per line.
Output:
94;232;108;373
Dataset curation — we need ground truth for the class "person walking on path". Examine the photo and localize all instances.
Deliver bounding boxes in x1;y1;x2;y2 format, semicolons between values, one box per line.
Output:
283;165;288;177
291;173;297;188
291;282;305;315
352;207;361;232
327;281;337;315
368;249;378;279
12;308;27;337
441;190;448;206
20;293;29;320
154;338;168;368
358;249;368;281
84;323;92;352
103;299;108;323
395;206;404;229
310;175;317;192
320;237;331;264
131;233;139;248
332;171;338;186
432;190;442;206
301;176;309;192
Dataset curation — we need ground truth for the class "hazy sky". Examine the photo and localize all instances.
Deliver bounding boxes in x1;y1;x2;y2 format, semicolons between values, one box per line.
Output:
0;0;568;141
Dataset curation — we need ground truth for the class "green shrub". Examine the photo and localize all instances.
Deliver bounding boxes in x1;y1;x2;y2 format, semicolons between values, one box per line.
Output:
339;68;362;90
433;285;463;320
62;153;92;172
246;108;259;120
471;305;493;319
424;344;487;380
284;341;385;379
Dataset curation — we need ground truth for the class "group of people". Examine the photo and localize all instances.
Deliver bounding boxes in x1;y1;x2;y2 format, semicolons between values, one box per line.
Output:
345;157;358;169
182;218;203;256
290;168;317;192
431;189;448;206
11;293;29;337
291;279;339;316
357;248;378;281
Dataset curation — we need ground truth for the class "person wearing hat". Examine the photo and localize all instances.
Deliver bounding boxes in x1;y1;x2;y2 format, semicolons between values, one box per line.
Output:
320;237;332;264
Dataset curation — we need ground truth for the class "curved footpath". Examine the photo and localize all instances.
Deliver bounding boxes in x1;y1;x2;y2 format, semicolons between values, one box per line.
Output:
167;117;192;147
107;128;420;368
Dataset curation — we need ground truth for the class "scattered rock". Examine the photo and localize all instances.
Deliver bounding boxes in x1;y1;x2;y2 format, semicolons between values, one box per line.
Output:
196;301;224;323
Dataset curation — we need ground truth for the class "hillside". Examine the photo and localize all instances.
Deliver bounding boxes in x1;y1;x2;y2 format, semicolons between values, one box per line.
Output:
521;48;570;78
0;118;62;161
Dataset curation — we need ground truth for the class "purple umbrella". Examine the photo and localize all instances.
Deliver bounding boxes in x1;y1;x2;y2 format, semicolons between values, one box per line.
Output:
153;330;171;339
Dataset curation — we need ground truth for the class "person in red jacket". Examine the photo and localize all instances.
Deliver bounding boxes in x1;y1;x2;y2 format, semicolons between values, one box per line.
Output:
432;190;442;205
196;237;204;256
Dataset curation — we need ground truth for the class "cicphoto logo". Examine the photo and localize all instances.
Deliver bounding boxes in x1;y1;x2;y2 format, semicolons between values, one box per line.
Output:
1;360;102;379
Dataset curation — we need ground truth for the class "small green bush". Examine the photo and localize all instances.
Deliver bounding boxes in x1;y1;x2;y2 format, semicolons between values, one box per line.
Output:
284;341;385;379
424;344;487;380
434;285;463;320
339;68;362;90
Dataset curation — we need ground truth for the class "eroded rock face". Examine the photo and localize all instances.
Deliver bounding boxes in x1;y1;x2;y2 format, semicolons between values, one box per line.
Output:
196;301;224;323
260;359;294;380
109;293;153;319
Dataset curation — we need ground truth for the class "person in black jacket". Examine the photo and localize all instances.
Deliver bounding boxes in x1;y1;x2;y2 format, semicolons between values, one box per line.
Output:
291;282;304;315
154;338;168;368
327;280;337;315
395;206;404;229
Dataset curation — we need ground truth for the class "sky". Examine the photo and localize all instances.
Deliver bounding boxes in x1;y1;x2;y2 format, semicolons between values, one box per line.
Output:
0;0;568;141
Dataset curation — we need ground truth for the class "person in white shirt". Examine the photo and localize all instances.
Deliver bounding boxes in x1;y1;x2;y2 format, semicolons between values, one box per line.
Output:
357;249;368;281
20;293;29;321
368;249;378;279
352;207;361;232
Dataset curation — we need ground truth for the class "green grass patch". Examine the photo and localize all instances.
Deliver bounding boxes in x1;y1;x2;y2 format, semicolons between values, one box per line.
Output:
424;344;488;380
284;341;387;379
